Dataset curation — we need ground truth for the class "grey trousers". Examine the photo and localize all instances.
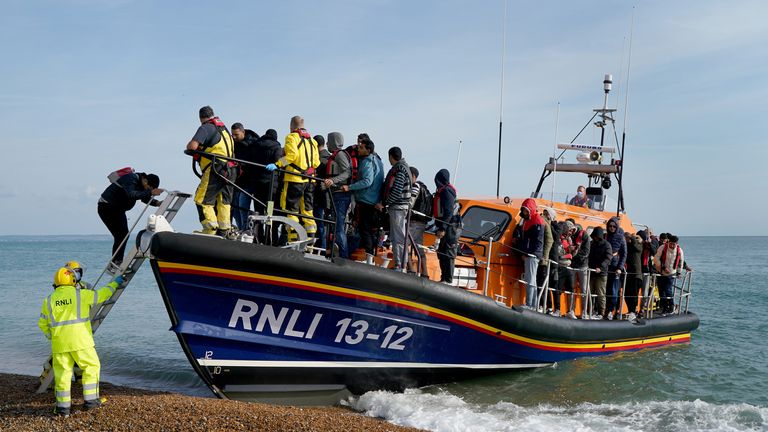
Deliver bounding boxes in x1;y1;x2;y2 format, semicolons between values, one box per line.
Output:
388;206;408;269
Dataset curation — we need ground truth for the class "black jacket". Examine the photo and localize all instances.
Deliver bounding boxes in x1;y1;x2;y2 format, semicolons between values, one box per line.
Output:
100;173;154;211
433;169;457;231
250;130;283;185
588;234;613;274
235;129;260;186
571;228;591;269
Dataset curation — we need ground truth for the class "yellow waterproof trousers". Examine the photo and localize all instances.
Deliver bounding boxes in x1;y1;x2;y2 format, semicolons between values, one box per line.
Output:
194;163;235;232
279;181;316;241
53;347;101;409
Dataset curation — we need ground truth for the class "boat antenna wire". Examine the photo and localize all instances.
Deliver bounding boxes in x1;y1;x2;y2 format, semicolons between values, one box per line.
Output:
617;6;635;215
495;0;507;198
454;139;463;187
550;102;560;205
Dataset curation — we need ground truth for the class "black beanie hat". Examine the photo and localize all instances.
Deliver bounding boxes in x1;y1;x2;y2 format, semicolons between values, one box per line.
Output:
146;174;160;189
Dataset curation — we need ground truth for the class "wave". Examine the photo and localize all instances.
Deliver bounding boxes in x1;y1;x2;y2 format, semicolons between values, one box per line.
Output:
345;389;767;432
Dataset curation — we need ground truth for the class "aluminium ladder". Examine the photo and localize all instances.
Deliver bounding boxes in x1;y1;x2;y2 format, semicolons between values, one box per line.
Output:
36;191;190;393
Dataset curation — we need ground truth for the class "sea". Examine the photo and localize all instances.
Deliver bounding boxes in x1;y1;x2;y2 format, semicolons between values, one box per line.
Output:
1;235;766;431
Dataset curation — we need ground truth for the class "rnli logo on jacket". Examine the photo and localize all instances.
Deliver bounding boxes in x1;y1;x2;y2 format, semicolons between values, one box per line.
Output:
227;299;322;339
55;299;72;307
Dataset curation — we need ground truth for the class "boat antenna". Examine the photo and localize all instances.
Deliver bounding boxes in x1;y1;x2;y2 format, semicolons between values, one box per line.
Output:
454;139;463;187
617;6;635;215
495;0;507;198
550;102;560;205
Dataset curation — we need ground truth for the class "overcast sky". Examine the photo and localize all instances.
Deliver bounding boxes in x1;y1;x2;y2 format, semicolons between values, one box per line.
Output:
1;0;766;236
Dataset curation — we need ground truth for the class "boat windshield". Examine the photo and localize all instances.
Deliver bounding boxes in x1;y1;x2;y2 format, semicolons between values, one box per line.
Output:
460;206;510;242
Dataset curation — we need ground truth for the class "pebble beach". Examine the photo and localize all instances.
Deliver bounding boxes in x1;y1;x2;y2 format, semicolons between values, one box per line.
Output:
0;373;421;432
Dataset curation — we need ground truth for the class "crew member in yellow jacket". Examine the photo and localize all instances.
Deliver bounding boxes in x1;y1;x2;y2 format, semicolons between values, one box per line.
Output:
266;115;320;242
38;267;123;416
186;105;237;235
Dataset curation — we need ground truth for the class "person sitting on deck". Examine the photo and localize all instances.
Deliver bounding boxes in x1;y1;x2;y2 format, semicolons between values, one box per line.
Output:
654;234;685;314
568;185;591;208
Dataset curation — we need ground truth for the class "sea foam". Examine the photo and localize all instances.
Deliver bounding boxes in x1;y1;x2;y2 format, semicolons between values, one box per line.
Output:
346;389;767;432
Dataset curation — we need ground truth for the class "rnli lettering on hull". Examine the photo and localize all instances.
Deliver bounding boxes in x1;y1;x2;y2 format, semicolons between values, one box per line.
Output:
228;299;322;339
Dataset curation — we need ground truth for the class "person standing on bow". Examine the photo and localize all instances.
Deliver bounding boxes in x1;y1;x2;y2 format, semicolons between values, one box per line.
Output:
186;106;237;236
381;147;412;271
433;169;460;284
342;136;383;258
515;198;545;308
98;171;162;269
230;122;260;231
588;227;613;318
313;135;331;250
38;267;124;417
323;132;354;258
654;234;685;314
266;116;320;243
605;217;627;320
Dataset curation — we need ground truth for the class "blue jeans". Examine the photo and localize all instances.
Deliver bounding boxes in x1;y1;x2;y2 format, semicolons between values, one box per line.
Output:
524;256;540;307
606;267;622;313
657;275;676;313
233;187;253;230
332;193;352;258
314;207;326;249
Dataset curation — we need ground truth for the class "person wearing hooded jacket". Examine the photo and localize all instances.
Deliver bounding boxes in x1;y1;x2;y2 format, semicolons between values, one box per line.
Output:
624;230;644;319
570;224;591;318
250;129;283;244
323;132;353;258
587;227;613;317
98;171;163;267
514;198;544;308
433;169;459;283
605;216;627;319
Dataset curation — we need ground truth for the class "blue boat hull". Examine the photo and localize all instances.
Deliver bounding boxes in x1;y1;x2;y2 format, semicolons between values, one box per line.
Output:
149;232;698;401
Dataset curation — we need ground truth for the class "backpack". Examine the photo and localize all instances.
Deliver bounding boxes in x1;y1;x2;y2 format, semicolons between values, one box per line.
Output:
412;181;433;222
108;167;135;184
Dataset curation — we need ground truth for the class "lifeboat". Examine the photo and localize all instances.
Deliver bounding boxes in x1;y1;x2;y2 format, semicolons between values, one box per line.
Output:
147;76;699;403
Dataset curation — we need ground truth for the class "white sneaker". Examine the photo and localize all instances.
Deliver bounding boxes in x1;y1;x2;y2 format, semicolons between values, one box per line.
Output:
591;314;602;320
106;261;121;275
626;312;637;322
567;311;577;319
607;311;614;321
552;310;561;317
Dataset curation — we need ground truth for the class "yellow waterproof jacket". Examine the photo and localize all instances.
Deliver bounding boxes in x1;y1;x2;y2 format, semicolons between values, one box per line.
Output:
277;129;320;183
38;281;118;353
200;128;234;171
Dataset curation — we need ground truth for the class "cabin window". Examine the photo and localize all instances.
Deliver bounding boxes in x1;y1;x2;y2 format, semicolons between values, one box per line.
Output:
460;206;511;242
